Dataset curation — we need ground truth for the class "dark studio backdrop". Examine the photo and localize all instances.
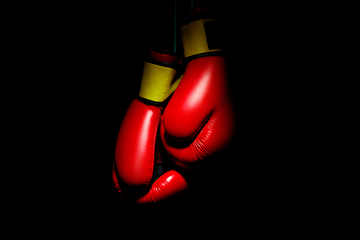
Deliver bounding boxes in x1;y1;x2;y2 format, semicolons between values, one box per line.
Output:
1;0;334;238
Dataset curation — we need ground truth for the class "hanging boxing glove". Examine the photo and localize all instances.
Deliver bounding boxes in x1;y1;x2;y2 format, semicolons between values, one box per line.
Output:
113;49;188;203
160;8;235;170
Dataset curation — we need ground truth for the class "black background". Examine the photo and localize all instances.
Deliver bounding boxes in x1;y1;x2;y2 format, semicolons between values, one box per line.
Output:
1;0;334;238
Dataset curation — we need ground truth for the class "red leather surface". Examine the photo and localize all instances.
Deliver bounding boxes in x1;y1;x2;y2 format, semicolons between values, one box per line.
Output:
113;163;188;204
148;49;178;64
161;56;234;169
114;99;161;188
112;162;124;197
134;170;188;204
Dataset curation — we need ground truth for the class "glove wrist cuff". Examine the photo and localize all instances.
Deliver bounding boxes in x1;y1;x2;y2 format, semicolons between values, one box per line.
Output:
180;17;222;59
138;50;182;104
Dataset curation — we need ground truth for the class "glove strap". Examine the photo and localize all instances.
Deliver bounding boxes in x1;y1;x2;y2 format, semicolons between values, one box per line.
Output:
181;18;222;59
138;62;181;104
138;50;182;104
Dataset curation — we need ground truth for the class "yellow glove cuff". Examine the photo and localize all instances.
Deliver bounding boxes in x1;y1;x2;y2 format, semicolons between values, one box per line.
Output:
139;62;182;103
180;19;222;59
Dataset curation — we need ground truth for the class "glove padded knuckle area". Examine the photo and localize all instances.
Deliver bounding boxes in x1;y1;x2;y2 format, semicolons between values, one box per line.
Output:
115;99;161;188
162;58;224;139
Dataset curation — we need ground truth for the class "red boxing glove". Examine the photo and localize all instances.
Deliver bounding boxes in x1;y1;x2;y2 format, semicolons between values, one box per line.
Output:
160;8;235;170
113;50;188;203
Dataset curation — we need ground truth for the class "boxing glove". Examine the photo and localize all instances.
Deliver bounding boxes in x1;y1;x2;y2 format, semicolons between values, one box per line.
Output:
160;8;235;170
113;49;188;203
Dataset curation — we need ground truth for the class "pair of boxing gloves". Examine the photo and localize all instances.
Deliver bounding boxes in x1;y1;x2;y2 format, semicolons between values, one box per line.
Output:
112;8;235;203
